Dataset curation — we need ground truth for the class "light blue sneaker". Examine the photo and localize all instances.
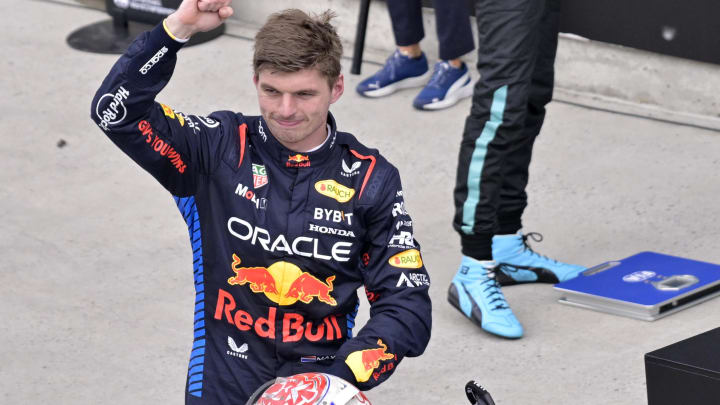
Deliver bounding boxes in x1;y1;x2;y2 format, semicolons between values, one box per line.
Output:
448;256;523;339
356;50;431;98
492;231;586;286
412;61;474;110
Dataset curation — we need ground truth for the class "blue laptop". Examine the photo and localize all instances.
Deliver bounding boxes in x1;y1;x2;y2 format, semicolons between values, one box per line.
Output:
554;251;720;321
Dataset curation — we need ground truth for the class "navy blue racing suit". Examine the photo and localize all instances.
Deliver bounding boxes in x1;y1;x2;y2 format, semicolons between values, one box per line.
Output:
90;23;432;404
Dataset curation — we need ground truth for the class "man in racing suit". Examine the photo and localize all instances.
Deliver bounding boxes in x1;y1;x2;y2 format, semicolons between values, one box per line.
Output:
90;1;431;403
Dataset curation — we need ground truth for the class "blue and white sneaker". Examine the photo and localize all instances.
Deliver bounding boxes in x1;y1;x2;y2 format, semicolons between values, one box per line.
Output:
412;61;474;110
448;256;523;339
356;50;431;98
492;231;586;286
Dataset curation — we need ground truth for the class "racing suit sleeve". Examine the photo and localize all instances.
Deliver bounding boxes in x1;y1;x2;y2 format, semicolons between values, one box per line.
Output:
329;168;432;390
90;23;233;196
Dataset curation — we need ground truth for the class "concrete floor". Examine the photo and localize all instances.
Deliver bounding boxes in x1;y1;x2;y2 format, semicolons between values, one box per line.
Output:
2;1;720;404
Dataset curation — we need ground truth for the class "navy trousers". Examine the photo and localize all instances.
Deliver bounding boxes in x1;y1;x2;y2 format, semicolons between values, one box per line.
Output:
387;0;475;60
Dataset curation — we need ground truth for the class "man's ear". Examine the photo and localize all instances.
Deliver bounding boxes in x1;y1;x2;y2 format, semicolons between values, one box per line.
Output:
253;73;259;86
330;74;344;104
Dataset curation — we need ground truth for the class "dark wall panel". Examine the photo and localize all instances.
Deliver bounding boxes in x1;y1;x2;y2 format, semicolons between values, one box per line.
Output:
558;0;720;65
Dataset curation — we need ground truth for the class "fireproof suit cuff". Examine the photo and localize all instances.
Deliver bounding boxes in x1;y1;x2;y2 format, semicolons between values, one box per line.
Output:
162;18;190;43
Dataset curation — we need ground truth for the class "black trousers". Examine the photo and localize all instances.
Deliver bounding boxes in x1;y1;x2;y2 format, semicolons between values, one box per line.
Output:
387;0;475;60
453;0;560;260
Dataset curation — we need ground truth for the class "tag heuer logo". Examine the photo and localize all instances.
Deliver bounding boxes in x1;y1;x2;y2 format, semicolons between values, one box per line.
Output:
252;164;268;189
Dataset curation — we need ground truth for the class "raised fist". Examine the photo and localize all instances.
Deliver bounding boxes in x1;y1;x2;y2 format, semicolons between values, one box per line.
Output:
165;0;234;39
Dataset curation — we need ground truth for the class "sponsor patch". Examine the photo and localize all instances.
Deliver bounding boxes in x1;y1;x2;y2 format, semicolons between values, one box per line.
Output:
388;231;415;248
396;272;430;288
197;115;220;128
345;339;395;383
341;159;361;177
139;46;168;75
257;121;268;142
215;288;344;343
234;183;267;210
388;249;423;269
287;154;310;168
228;254;337;306
227;217;352;262
252;164;268;189
315;180;355;203
137;120;187;173
313;207;353;225
227;336;248;359
392;201;408;217
308;223;356;238
95;86;129;130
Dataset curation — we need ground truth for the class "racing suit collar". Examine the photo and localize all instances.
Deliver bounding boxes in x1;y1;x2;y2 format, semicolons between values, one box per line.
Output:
259;113;338;169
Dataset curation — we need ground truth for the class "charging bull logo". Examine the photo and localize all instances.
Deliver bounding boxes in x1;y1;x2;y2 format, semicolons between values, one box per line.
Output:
228;254;279;294
287;154;310;168
345;339;395;383
228;254;336;306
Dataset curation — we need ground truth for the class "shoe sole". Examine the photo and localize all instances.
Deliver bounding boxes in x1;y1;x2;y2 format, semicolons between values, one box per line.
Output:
495;264;560;286
358;70;432;98
447;283;522;339
414;74;475;110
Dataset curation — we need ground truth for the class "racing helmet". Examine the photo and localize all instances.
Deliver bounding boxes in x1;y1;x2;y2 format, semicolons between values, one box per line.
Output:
246;372;371;405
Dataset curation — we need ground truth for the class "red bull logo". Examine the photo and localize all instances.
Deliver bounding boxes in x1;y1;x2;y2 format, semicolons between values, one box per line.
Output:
228;254;337;306
228;254;279;294
344;339;395;383
214;289;344;342
286;273;337;306
287;154;310;167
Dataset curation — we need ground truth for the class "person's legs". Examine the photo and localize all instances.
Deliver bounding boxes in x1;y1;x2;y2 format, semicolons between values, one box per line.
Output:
388;0;425;48
433;0;474;62
413;0;476;110
496;0;559;233
356;0;431;97
490;0;585;286
450;0;550;339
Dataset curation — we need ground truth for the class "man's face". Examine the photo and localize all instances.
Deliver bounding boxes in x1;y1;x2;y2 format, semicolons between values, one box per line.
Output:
254;68;344;152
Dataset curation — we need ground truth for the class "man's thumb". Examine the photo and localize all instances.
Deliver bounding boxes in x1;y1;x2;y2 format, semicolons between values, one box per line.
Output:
218;6;234;20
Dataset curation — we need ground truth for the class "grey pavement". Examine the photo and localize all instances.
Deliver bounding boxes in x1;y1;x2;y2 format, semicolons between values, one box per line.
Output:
2;1;720;404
